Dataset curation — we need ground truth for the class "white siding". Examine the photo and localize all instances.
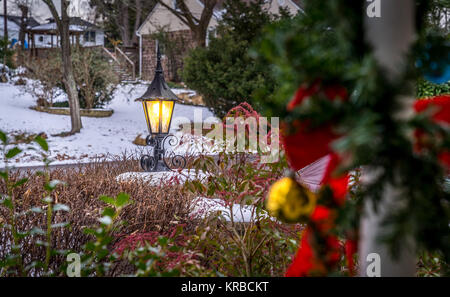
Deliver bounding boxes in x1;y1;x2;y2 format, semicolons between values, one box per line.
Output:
34;34;55;48
0;19;20;42
79;30;104;47
32;30;104;48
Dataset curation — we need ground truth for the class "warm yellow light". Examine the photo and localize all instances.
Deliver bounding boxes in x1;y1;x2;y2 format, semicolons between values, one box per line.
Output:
161;101;174;134
143;101;160;133
142;99;174;134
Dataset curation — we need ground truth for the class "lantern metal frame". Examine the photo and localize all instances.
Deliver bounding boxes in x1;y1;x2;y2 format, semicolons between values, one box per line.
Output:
135;43;186;172
139;134;186;172
140;98;176;135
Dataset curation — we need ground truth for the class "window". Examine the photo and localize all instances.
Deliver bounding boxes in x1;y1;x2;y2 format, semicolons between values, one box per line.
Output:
38;36;44;42
206;29;216;47
83;31;96;43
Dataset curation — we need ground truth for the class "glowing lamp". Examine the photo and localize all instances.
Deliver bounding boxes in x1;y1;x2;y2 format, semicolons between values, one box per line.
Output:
135;43;185;172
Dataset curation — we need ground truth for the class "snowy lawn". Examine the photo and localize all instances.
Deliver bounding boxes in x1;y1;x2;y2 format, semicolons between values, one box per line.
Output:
116;170;270;223
0;80;215;168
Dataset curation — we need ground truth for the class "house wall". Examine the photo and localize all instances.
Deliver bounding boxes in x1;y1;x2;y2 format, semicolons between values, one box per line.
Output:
138;0;300;36
0;19;20;42
138;0;302;81
138;0;219;35
33;34;77;48
266;0;302;15
33;34;57;48
79;30;105;47
33;30;104;48
141;30;195;82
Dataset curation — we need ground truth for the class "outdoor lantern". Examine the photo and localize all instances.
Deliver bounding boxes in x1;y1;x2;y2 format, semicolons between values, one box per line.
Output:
141;99;175;135
135;44;185;172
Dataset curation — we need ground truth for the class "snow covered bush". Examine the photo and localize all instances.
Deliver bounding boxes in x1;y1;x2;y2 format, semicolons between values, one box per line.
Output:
71;47;120;109
0;39;14;70
0;129;197;276
22;55;63;106
21;47;119;109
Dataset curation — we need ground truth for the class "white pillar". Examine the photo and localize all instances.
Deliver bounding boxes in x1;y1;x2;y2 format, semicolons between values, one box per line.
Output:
359;0;417;277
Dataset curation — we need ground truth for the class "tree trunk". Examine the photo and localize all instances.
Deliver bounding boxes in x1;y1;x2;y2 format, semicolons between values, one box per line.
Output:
2;0;8;72
19;5;29;50
119;3;131;47
61;3;82;133
131;0;142;46
192;27;207;48
155;0;216;48
359;0;416;277
43;0;82;134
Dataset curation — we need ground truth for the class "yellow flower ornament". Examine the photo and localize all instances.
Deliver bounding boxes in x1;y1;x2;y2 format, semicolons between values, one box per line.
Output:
266;176;317;223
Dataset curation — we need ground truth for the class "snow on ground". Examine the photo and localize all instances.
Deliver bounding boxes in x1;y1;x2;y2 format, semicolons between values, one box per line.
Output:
0;80;216;168
190;197;269;223
116;169;210;186
116;170;268;223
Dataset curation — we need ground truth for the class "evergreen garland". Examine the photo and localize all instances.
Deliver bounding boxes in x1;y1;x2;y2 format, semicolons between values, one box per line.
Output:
257;0;450;274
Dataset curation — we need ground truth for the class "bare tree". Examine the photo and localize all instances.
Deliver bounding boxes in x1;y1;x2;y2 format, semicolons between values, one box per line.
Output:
42;0;82;134
118;0;130;45
131;0;142;45
2;0;8;72
18;3;28;49
8;0;32;49
89;0;151;47
155;0;217;48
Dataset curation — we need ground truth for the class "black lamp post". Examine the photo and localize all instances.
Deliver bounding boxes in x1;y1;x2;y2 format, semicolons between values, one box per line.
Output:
135;44;186;172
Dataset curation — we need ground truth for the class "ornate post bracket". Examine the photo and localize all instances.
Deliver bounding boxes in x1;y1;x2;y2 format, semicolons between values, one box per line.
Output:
140;134;187;172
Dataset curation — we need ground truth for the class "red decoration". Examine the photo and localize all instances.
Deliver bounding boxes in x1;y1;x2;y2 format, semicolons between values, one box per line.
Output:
283;82;349;171
310;205;335;233
320;153;350;206
345;239;358;276
285;228;317;277
413;95;450;123
413;95;450;169
287;81;321;111
283;89;449;278
285;206;342;277
283;82;353;277
287;81;348;112
282;123;338;171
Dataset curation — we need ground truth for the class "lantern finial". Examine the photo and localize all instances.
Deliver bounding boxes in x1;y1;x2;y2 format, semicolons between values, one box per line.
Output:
156;41;163;75
135;40;180;101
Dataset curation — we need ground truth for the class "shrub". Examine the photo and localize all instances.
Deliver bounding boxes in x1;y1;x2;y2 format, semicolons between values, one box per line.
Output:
22;47;119;109
182;0;291;117
417;79;450;98
71;47;120;109
23;55;64;106
0;131;196;276
0;39;14;69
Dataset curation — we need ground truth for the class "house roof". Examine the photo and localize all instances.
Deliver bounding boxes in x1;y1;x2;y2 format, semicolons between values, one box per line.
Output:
137;0;303;35
29;17;101;33
0;14;40;29
214;0;302;10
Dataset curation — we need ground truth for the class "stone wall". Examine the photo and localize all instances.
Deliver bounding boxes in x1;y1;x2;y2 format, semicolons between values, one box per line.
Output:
141;30;196;82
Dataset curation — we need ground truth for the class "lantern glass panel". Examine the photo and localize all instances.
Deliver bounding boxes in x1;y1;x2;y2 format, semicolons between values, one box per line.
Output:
143;101;160;133
161;100;174;134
